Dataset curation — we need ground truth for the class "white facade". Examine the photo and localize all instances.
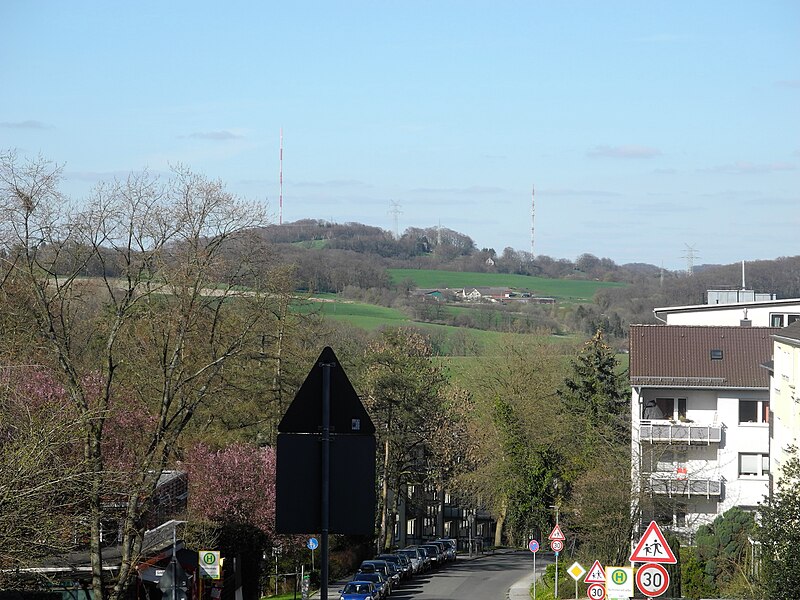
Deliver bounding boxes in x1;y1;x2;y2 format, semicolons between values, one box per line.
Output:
654;298;800;327
770;329;800;482
632;386;770;537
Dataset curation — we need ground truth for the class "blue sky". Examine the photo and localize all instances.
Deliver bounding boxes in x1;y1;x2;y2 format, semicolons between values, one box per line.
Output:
2;1;798;270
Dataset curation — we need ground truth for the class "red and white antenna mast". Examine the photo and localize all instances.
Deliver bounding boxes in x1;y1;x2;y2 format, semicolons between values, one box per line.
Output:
279;128;284;225
530;184;535;256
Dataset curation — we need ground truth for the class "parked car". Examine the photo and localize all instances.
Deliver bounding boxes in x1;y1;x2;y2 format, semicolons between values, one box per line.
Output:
339;581;378;600
434;538;457;561
408;546;432;571
396;548;423;574
360;560;397;590
420;543;443;568
351;572;388;600
376;554;412;581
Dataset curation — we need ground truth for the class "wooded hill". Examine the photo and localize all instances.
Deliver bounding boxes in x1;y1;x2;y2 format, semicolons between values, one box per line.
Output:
258;219;800;343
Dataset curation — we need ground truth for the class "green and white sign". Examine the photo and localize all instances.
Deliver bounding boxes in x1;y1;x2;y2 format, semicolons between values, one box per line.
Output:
199;550;221;579
605;566;633;598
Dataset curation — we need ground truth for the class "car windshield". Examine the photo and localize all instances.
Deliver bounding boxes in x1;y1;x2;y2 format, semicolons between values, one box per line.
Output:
344;583;369;593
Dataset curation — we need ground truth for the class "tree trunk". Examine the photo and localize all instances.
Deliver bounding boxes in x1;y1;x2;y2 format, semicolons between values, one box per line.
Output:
378;438;390;552
494;498;507;547
87;427;105;600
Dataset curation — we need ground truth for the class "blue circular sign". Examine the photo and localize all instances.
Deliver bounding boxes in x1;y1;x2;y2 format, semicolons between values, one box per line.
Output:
528;540;540;553
307;537;319;550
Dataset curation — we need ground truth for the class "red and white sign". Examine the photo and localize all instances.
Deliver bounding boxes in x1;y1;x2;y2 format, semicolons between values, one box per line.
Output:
636;563;670;597
587;583;606;600
630;521;677;564
550;540;564;552
548;523;566;541
584;560;606;584
528;539;539;553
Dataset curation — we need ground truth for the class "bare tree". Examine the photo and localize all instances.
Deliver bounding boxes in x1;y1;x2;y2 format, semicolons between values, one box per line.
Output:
0;152;276;600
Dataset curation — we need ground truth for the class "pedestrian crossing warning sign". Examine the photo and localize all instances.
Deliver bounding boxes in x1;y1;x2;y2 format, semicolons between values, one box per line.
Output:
629;521;677;564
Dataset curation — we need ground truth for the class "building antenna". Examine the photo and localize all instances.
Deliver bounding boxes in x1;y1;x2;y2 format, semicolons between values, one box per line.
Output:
388;200;402;239
683;244;699;276
530;184;535;256
279;127;283;225
741;260;746;290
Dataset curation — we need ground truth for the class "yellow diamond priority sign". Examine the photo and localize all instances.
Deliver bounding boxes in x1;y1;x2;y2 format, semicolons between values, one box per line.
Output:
568;561;586;581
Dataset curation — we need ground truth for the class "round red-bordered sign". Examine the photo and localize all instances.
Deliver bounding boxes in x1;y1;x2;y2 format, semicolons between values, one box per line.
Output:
528;539;539;553
550;540;564;552
587;583;606;599
636;562;669;597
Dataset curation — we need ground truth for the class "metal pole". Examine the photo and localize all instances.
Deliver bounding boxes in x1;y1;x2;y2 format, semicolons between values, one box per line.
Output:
533;551;536;599
320;361;333;600
554;507;559;600
172;525;177;600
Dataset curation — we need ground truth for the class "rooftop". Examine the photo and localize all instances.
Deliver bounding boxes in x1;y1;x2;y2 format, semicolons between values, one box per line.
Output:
629;325;779;388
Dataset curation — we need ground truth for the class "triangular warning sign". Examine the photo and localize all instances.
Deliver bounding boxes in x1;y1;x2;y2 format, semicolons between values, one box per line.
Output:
278;347;375;435
584;560;605;584
548;524;566;541
629;521;677;564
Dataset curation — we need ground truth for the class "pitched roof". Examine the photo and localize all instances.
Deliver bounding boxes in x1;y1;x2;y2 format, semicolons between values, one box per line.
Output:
629;325;779;388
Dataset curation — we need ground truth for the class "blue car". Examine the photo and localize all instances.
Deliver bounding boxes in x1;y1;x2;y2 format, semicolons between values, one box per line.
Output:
338;581;378;600
351;572;388;599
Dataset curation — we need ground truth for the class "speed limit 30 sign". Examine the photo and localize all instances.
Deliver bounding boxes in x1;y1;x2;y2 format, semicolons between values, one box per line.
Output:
587;583;606;599
636;562;670;597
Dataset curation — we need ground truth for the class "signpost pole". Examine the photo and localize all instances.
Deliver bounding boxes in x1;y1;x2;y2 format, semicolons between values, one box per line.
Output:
533;551;536;599
320;361;332;600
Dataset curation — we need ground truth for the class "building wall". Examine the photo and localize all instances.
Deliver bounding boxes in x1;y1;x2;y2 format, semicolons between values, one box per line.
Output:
632;386;770;536
771;338;800;480
660;302;800;327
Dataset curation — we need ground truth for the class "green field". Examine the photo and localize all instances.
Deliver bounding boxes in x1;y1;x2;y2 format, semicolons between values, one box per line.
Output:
389;269;625;301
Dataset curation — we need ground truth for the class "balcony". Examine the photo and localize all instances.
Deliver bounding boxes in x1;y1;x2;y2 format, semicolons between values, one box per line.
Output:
648;475;722;498
639;420;722;445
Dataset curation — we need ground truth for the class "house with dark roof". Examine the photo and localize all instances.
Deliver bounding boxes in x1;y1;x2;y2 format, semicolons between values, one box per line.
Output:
630;325;778;538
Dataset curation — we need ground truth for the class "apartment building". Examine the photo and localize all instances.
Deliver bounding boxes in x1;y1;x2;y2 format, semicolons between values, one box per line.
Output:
630;324;778;537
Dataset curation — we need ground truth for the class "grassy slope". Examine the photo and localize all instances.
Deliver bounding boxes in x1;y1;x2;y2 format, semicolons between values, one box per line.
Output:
389;268;625;301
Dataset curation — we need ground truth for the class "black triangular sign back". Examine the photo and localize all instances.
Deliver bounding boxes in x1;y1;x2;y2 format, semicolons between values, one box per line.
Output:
278;347;375;435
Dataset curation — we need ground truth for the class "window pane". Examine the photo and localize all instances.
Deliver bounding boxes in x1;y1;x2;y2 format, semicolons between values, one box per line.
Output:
739;401;758;423
771;314;784;327
762;455;770;476
740;453;759;475
655;398;674;420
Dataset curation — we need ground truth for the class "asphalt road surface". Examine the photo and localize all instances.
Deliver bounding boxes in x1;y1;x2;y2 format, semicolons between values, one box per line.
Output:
372;551;551;600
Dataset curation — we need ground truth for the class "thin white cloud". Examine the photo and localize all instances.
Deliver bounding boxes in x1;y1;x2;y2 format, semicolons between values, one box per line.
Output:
544;188;622;198
293;179;370;189
587;145;662;159
703;161;796;174
183;130;243;140
0;120;53;130
409;186;505;194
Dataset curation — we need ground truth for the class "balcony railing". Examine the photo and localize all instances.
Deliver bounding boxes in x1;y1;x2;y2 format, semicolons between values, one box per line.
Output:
648;475;722;498
640;420;722;445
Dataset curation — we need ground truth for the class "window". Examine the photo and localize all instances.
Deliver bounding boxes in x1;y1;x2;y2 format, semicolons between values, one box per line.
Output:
789;314;800;325
739;399;769;424
407;518;416;536
678;398;687;420
739;453;769;477
710;349;723;360
655;397;675;420
771;314;784;327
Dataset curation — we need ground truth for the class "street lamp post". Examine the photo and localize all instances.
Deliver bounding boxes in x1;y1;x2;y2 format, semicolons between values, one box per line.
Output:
467;513;475;557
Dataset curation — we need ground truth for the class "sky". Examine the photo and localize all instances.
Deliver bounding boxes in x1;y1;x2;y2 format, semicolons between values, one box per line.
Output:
1;1;798;271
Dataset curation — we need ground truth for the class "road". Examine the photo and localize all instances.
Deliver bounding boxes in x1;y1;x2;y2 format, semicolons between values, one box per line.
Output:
367;551;551;600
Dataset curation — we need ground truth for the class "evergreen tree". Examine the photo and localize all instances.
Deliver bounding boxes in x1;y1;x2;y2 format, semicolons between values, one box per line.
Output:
558;329;630;445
